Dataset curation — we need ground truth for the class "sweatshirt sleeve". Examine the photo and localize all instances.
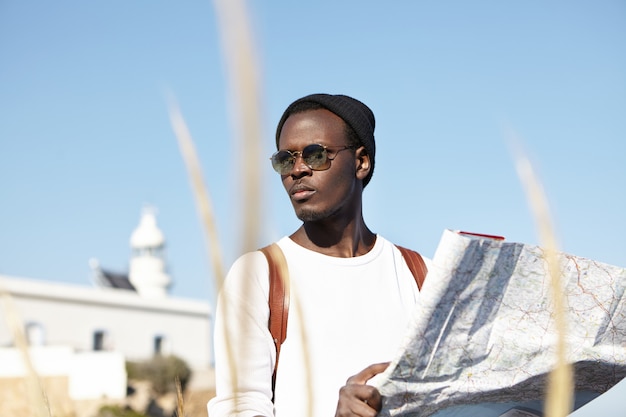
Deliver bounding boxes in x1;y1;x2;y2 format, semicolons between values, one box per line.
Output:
208;251;277;417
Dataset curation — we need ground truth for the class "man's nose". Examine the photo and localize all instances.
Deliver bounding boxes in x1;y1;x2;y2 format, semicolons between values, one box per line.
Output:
289;154;312;177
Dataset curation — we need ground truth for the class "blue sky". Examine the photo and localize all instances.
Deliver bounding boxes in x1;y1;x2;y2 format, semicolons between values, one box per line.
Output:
1;1;624;304
0;1;624;413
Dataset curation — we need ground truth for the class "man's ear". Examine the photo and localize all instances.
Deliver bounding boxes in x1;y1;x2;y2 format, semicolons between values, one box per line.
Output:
355;146;371;181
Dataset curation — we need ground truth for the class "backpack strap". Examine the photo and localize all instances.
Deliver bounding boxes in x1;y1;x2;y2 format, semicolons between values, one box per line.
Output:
259;242;427;401
395;245;428;290
259;243;290;401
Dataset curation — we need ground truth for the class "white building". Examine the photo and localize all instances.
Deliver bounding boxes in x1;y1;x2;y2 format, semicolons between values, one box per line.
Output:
0;208;212;402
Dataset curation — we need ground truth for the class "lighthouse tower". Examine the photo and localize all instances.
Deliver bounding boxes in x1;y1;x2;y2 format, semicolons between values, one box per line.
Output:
128;207;172;298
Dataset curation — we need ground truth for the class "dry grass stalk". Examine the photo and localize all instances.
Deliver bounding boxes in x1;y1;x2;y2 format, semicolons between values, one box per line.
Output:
0;286;51;417
212;0;263;255
168;100;240;403
175;376;185;417
207;0;265;407
211;0;315;413
171;0;316;414
168;101;227;289
215;0;314;415
514;145;573;417
290;283;315;415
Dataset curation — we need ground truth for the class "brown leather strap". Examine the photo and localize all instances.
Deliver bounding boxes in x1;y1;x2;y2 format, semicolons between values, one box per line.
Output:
259;243;290;401
395;245;428;290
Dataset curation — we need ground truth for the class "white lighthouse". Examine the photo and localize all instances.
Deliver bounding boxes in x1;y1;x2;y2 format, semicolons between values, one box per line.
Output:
128;207;172;298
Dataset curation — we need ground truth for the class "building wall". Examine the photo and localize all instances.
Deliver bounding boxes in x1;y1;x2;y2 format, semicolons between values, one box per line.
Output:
0;345;126;400
0;275;212;371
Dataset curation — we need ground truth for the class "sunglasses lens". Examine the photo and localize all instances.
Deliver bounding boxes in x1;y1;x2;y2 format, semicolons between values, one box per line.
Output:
302;144;328;169
271;150;294;174
270;144;331;174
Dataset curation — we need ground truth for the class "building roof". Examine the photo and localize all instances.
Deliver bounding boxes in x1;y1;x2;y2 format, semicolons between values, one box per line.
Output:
98;269;136;291
0;275;211;316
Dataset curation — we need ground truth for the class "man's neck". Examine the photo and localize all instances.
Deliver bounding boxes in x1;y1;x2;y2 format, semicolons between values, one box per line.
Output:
289;217;376;258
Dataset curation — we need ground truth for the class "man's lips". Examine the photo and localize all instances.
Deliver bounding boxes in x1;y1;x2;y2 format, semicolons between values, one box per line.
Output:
290;184;315;201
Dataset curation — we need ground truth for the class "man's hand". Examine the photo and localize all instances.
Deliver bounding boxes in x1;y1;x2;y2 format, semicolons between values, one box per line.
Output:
334;362;390;417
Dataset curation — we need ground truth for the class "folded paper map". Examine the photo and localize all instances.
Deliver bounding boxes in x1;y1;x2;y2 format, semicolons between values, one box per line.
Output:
376;230;626;417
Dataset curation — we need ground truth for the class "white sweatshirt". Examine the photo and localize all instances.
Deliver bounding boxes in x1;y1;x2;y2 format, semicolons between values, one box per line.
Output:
208;235;429;417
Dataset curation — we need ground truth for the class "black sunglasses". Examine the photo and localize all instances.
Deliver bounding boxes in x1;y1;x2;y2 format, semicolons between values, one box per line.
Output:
270;143;356;175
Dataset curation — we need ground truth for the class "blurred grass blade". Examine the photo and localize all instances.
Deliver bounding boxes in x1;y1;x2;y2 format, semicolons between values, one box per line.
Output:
211;0;266;413
175;376;185;417
0;286;51;417
291;285;314;416
213;0;263;254
168;100;226;290
512;140;573;417
168;99;241;406
211;0;314;414
214;0;262;412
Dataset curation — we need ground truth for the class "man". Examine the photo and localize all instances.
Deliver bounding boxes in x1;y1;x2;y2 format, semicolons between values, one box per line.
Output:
208;94;429;417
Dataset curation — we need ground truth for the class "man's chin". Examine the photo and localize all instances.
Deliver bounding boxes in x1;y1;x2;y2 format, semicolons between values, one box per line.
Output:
296;208;327;222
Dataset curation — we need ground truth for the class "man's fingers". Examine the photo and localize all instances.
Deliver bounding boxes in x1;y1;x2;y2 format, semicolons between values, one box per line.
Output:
337;384;383;416
346;362;390;385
